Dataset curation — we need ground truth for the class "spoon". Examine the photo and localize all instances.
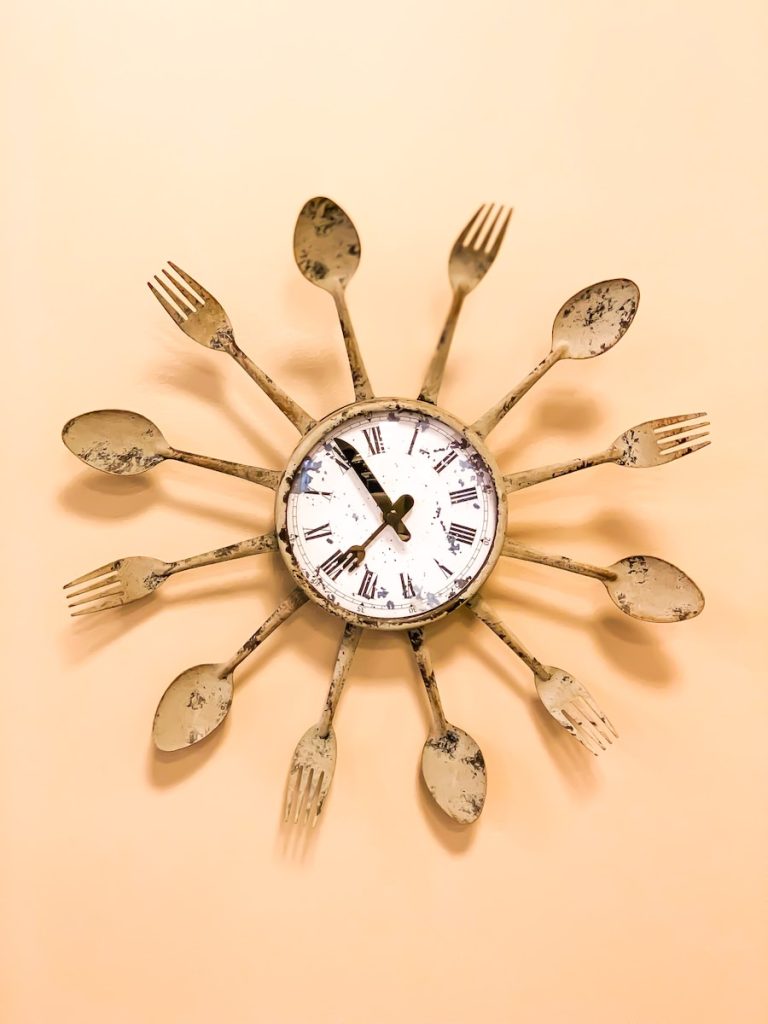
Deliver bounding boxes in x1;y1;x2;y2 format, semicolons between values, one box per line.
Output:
502;540;704;622
62;410;281;489
472;278;639;437
293;196;373;401
153;589;307;751
408;629;486;824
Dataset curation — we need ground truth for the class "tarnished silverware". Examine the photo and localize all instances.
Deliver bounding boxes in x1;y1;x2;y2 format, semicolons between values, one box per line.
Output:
419;203;512;404
284;623;362;826
408;629;486;823
502;540;704;622
472;279;640;437
149;262;315;435
293;197;373;401
64;534;278;616
153;589;307;751
468;596;616;755
504;412;711;492
62;410;281;488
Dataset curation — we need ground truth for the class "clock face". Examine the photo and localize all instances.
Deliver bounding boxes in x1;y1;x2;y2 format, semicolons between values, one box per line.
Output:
278;404;502;626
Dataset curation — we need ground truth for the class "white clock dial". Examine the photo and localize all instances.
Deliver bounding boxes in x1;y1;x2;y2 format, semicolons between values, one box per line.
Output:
281;407;501;623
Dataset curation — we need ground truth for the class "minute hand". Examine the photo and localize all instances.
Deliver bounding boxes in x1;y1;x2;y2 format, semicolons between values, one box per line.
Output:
335;438;411;541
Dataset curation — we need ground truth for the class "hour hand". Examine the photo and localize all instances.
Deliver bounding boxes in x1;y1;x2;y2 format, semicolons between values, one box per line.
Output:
334;437;410;541
345;495;415;570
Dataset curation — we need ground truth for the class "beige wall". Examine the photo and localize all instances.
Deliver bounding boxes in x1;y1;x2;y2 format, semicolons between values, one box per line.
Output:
3;1;766;1021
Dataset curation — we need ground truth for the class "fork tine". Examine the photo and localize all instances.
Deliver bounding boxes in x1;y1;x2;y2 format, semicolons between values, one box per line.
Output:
68;585;123;609
658;430;709;451
153;275;193;317
454;205;484;248
284;767;301;823
294;767;313;824
660;440;711;464
579;692;618;738
65;575;119;599
313;780;329;827
70;596;125;617
148;280;184;325
467;204;494;248
651;412;707;429
479;205;504;251
167;261;212;301
162;268;202;309
564;705;606;752
305;770;324;826
655;419;709;440
63;560;121;589
572;696;615;745
487;207;513;258
562;710;603;755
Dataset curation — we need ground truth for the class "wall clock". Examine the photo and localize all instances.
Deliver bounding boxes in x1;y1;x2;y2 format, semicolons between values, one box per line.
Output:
62;197;709;826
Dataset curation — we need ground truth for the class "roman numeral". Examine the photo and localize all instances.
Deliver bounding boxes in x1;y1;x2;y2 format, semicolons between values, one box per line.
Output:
357;567;378;600
407;427;419;456
326;441;350;472
434;559;452;578
449;486;478;505
433;450;458;474
363;426;384;455
304;489;332;497
447;523;476;546
304;522;332;540
319;550;348;580
400;573;415;598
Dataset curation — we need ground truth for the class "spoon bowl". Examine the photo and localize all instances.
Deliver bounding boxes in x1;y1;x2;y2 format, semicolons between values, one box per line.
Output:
605;555;704;623
421;725;487;824
553;278;639;359
62;410;169;475
293;196;361;293
153;663;233;751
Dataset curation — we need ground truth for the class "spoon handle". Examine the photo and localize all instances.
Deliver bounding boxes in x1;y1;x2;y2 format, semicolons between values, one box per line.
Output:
167;533;278;576
466;594;551;681
471;347;564;438
418;288;466;405
220;588;308;677
318;623;363;738
407;629;448;734
501;539;616;581
168;448;281;489
227;343;316;435
503;448;616;492
332;287;374;401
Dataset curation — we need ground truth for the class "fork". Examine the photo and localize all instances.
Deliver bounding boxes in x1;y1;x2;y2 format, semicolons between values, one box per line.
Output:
503;412;711;492
468;594;616;755
418;203;512;405
148;262;315;435
64;533;277;616
285;623;362;826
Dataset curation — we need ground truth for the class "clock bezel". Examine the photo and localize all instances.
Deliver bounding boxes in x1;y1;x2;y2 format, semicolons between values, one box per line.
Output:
275;397;508;631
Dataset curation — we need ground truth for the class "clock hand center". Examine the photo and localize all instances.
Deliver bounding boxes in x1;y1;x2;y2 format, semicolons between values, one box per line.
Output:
334;437;411;542
345;494;415;571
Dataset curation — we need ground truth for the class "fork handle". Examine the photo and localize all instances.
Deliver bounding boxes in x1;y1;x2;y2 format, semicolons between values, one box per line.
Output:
168;448;282;489
318;623;363;738
503;447;616;493
466;594;551;681
167;533;278;576
228;344;316;435
418;288;466;404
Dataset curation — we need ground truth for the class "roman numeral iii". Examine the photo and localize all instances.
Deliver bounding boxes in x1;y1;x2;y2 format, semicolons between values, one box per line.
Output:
449;486;477;505
447;523;476;546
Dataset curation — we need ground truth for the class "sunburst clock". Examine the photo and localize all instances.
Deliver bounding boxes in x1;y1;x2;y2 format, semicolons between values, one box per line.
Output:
62;197;710;826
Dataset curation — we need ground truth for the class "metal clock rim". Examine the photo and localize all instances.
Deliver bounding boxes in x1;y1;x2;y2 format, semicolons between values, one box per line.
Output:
275;396;508;631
